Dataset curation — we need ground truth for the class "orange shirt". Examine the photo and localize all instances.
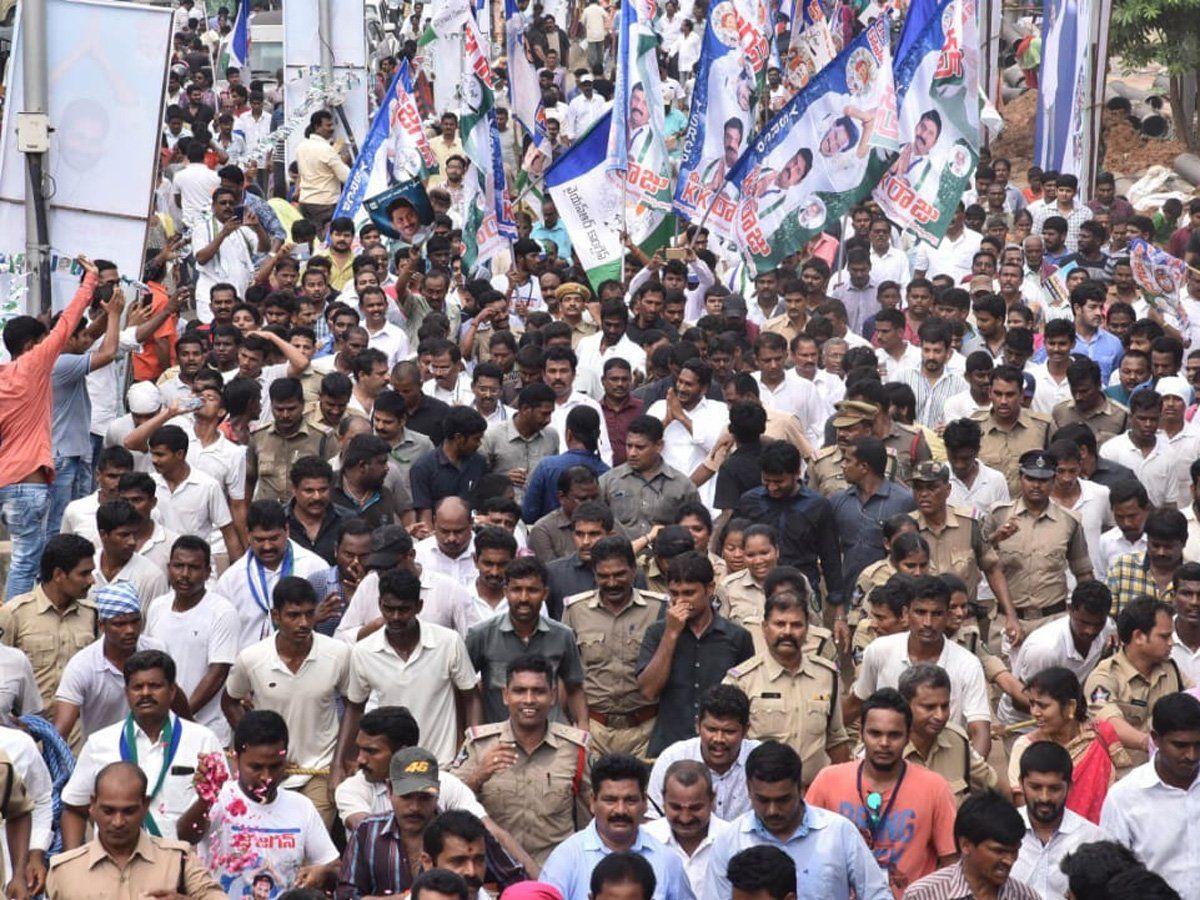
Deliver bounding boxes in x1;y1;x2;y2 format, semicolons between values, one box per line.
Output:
0;273;97;486
805;760;958;898
131;283;177;382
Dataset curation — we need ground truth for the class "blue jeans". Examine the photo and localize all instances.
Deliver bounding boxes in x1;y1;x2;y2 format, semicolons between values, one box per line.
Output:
0;483;50;600
46;456;89;538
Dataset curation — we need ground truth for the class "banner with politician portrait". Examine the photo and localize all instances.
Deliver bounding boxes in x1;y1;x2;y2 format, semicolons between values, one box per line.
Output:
724;16;894;273
872;0;981;245
672;0;772;240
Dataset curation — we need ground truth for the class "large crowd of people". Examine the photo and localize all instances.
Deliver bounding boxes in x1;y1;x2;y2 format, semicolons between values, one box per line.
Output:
0;0;1198;898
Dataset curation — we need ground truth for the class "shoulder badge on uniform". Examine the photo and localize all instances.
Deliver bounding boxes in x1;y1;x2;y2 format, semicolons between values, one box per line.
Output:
639;589;668;603
563;590;595;609
808;654;838;675
48;845;89;868
551;722;591;747
464;722;505;744
1090;686;1111;704
816;445;839;460
250;422;271;436
727;656;765;679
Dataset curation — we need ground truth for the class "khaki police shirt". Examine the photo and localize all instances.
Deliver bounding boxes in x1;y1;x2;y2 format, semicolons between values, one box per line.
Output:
0;588;96;710
915;506;998;603
903;724;997;803
1050;397;1129;448
851;559;895;615
714;570;837;662
723;653;848;780
1085;650;1191;766
46;833;224;900
562;588;666;714
599;462;701;539
882;421;932;485
246;421;332;502
449;720;591;865
985;498;1093;614
0;747;33;877
973;409;1051;495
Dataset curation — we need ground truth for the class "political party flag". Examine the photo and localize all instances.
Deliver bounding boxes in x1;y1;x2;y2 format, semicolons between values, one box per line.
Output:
333;60;436;225
607;0;674;253
504;0;548;154
872;0;980;245
1129;237;1189;296
672;0;772;241
418;0;472;115
786;0;839;90
229;0;250;69
724;15;894;273
1041;260;1077;309
459;13;516;275
545;112;623;292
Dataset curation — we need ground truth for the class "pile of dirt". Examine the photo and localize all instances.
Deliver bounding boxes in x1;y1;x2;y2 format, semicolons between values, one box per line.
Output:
990;87;1186;182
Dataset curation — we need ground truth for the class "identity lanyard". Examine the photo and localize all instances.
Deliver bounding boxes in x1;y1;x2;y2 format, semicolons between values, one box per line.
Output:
119;713;183;837
247;544;294;617
856;761;907;848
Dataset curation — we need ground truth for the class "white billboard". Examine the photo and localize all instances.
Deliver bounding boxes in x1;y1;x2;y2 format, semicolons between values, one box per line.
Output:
0;0;172;310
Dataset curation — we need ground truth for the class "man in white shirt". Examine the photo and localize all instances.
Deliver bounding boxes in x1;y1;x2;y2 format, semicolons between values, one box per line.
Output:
900;320;968;430
546;346;614;464
675;18;702;80
564;74;607;141
144;535;239;745
1012;740;1107;899
215;499;328;649
59;647;226;847
335;568;481;768
89;499;168;610
647;686;761;823
874;310;922;381
233;92;273;162
148;423;243;556
223;576;349;828
1048;440;1113;578
360;285;410;368
943;418;1010;518
642;760;732;899
752;332;828;445
1172;563;1200;683
849;576;992;758
414;499;478;590
868;217;910;286
193;187;265;323
1100;692;1200;900
647;360;728;511
1100;389;1179;507
0;724;52;870
913;205;982;282
54;582;166;742
172;141;220;229
577;302;648;385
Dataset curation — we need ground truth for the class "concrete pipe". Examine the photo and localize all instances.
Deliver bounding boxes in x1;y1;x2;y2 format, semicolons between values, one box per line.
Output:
1000;83;1025;103
1173;153;1200;185
1107;96;1132;113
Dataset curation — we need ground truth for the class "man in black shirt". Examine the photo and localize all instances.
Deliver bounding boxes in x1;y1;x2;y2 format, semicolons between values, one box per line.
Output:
391;359;451;445
715;402;767;511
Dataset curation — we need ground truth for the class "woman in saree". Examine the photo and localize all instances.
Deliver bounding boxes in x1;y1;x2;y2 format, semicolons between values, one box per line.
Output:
1008;666;1129;823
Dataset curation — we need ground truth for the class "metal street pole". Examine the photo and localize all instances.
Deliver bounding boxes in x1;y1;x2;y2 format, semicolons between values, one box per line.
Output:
318;0;334;95
18;0;51;313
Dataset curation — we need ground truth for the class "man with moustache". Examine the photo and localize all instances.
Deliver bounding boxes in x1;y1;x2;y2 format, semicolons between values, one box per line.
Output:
642;761;732;898
805;689;958;896
1010;741;1106;898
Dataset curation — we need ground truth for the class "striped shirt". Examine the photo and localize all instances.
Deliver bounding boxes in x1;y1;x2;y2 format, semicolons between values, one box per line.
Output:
335;813;415;900
903;861;1040;899
900;367;968;430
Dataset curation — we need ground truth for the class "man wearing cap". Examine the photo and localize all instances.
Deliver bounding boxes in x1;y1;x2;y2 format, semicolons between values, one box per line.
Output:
337;746;444;897
52;581;166;745
555;283;599;349
565;73;605;141
973;364;1052;496
985;450;1095;637
808;401;896;498
910;461;1021;645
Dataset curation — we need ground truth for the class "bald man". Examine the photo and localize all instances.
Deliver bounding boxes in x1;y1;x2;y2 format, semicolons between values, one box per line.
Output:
47;762;223;899
413;498;478;590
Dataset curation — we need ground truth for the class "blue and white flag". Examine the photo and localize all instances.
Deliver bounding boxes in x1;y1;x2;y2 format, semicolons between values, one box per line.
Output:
872;0;980;245
545;112;623;291
672;0;772;241
724;15;894;272
333;60;436;225
229;0;250;69
1129;237;1189;296
504;0;548;153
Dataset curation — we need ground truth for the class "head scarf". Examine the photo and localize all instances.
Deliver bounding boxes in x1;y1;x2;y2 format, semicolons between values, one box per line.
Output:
94;581;141;622
501;884;565;900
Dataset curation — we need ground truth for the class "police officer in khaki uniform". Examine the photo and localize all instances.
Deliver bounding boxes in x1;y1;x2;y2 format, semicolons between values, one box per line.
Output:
910;461;1020;642
1050;358;1129;447
716;531;838;664
0;535;98;714
46;761;224;900
724;591;850;785
246;378;335;502
809;401;882;497
599;416;701;540
449;655;591;866
973;364;1051;495
562;536;665;757
1084;596;1191;769
897;663;997;804
986;450;1093;638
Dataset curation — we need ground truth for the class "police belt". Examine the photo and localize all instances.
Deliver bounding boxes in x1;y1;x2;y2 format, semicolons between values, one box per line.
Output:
1015;600;1067;620
589;705;658;727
